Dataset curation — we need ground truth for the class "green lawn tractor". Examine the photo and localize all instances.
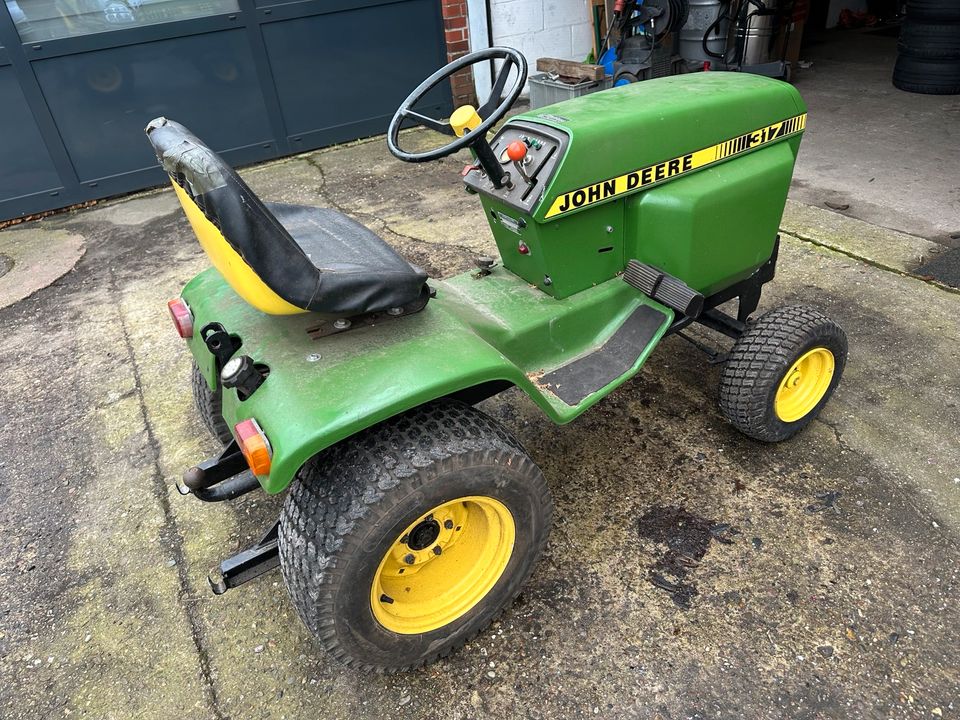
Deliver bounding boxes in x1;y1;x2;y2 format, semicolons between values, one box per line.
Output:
149;47;847;671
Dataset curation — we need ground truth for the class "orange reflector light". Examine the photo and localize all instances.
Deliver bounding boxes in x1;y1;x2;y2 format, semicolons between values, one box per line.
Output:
235;418;272;476
167;297;194;338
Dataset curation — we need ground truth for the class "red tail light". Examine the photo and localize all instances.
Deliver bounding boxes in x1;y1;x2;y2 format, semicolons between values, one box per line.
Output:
167;297;194;338
235;418;272;476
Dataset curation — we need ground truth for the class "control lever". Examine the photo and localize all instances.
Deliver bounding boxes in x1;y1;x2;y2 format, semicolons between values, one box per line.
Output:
472;137;508;189
507;141;533;185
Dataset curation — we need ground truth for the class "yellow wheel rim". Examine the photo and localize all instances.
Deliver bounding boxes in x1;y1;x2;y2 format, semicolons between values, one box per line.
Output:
370;496;515;635
774;347;836;423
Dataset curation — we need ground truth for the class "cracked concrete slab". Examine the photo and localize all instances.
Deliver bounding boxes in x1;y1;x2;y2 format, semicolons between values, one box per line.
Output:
1;128;957;719
73;191;181;228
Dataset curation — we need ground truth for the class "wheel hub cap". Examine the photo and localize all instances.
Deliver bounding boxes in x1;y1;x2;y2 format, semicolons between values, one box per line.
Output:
407;518;440;550
774;347;836;423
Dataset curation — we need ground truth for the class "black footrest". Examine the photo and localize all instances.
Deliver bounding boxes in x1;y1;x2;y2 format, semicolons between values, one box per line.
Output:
624;260;704;318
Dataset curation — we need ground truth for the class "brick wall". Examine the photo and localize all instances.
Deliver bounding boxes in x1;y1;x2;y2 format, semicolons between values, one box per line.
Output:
441;0;478;107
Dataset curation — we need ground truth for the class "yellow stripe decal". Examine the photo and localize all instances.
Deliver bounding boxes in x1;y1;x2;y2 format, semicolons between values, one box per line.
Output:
544;113;806;219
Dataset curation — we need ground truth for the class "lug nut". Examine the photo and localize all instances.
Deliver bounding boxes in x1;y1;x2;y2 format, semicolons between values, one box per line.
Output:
404;554;415;565
433;546;442;556
444;519;454;530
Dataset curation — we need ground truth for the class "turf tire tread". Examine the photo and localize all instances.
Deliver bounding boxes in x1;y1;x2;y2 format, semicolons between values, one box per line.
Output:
718;305;847;443
191;361;232;445
278;399;552;672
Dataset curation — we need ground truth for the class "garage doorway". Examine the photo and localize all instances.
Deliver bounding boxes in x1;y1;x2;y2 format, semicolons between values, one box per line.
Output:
0;0;452;220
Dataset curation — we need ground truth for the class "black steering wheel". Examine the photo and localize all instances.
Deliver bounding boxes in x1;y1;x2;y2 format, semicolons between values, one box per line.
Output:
387;46;527;165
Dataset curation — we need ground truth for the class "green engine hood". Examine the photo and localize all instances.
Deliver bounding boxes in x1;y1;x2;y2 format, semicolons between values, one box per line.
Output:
512;72;807;224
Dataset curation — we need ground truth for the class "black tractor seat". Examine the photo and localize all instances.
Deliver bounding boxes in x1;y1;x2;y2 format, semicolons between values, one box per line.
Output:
146;117;429;317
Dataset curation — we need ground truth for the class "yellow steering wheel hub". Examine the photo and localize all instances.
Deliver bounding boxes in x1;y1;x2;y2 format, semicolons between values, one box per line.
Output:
370;496;515;634
775;347;835;422
449;105;482;137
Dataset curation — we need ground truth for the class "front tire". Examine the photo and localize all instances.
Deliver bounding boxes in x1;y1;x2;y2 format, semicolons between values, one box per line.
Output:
719;305;847;442
278;400;552;671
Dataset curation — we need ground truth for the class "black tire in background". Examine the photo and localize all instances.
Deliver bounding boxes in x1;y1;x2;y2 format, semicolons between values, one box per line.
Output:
279;400;553;671
614;70;641;84
899;21;960;59
191;361;232;445
906;0;960;22
893;53;960;94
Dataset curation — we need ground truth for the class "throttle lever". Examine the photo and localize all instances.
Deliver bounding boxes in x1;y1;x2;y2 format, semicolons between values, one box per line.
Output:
507;141;533;185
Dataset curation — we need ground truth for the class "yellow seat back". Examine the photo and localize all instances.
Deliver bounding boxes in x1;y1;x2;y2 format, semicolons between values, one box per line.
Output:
171;181;304;316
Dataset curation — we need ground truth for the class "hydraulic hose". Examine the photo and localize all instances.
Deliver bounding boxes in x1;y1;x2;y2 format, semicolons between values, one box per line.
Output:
702;0;733;60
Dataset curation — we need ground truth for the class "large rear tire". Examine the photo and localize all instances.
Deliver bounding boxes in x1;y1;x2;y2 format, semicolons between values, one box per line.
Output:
278;400;553;671
191;361;232;445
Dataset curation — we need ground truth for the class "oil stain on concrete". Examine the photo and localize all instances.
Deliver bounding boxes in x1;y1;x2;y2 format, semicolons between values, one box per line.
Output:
638;506;739;609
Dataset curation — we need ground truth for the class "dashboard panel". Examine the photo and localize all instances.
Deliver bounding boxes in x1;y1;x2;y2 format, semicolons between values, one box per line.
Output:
462;121;568;214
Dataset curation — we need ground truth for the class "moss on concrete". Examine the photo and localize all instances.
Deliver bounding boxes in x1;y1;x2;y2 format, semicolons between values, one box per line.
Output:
781;199;946;274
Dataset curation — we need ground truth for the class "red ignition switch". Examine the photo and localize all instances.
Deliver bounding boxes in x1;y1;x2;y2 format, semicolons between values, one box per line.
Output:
506;141;527;163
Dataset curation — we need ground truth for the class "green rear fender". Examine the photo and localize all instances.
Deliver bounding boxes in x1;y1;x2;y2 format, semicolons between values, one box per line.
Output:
224;325;538;495
182;268;672;495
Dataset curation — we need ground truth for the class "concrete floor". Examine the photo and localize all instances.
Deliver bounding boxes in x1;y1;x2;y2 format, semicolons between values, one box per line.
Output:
790;28;960;246
1;130;957;719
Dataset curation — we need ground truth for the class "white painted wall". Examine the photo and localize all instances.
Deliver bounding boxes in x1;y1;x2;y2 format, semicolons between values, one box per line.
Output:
466;0;494;98
469;0;595;96
494;0;595;66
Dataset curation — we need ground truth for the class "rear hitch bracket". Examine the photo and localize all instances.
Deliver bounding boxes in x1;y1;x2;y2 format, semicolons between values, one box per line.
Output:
209;521;280;595
178;441;261;502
